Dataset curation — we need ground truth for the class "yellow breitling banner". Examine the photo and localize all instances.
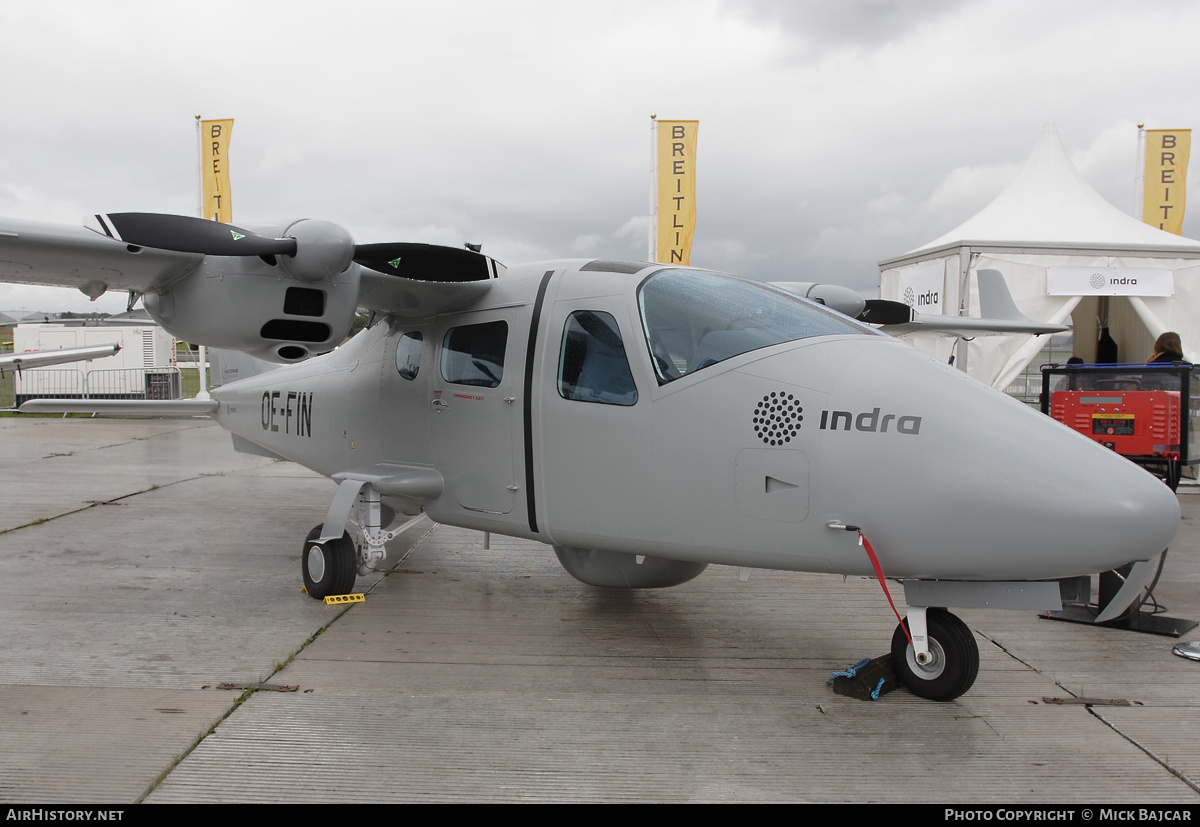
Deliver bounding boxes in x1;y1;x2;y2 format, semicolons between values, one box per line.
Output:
656;120;698;265
201;119;234;223
1142;129;1190;234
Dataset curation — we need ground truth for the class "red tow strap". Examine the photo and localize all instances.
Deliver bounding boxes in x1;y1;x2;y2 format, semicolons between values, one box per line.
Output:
859;531;913;648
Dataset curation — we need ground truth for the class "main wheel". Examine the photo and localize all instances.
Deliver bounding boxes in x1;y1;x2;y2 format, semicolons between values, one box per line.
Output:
302;525;357;599
891;608;979;701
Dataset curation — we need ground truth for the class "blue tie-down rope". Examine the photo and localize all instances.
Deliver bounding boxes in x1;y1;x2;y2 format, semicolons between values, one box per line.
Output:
827;657;872;683
871;678;885;700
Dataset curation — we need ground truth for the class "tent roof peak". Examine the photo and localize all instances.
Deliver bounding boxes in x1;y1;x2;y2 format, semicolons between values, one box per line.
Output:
901;123;1200;256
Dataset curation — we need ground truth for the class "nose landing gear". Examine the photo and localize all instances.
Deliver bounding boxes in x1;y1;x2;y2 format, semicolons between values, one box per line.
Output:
891;608;979;701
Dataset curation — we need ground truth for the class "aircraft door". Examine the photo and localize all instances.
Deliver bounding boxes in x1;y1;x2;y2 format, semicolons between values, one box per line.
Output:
430;312;520;515
537;301;654;543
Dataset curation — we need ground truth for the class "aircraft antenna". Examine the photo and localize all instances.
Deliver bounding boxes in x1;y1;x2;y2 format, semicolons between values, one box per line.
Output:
648;113;657;262
195;115;203;220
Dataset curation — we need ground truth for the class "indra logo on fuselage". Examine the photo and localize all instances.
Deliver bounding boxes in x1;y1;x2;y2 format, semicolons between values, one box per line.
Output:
819;407;921;435
261;390;313;437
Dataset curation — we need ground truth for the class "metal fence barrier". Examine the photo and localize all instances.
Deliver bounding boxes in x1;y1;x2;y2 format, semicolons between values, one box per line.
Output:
7;366;182;408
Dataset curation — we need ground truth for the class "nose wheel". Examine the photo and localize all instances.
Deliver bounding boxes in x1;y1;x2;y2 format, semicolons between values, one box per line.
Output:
302;525;358;599
891;608;979;701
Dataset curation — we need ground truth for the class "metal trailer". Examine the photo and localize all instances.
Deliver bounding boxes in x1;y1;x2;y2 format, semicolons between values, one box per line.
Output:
12;323;179;405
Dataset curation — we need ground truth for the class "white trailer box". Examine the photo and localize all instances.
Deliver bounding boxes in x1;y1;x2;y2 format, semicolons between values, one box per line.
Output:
13;323;179;403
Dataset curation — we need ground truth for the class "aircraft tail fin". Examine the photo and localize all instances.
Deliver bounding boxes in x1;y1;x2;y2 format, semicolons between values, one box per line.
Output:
210;348;279;387
976;268;1034;323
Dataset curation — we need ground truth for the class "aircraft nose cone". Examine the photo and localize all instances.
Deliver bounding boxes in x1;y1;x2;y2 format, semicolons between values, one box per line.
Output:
818;342;1181;580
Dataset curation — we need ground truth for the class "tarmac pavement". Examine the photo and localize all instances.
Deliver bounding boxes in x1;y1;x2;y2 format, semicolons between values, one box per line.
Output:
0;417;1198;803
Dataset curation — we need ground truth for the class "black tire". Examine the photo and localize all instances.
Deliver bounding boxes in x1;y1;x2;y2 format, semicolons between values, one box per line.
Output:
891;608;979;701
1165;458;1181;492
302;525;357;599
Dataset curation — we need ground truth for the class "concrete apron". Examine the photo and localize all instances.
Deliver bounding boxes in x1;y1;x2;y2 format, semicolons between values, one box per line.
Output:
0;418;1198;803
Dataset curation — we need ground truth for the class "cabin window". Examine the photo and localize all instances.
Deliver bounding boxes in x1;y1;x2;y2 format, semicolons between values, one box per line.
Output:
637;269;879;384
441;320;508;388
558;311;638;406
395;331;422;380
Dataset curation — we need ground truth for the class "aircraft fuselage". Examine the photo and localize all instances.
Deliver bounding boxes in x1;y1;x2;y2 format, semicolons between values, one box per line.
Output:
211;259;1180;583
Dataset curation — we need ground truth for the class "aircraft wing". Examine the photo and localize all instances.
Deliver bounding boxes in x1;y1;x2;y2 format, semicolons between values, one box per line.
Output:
0;342;120;374
0;214;500;357
876;313;1070;337
358;269;494;316
0;217;203;294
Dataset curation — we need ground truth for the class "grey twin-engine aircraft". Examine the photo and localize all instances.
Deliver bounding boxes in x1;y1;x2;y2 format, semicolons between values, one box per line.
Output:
0;212;1180;701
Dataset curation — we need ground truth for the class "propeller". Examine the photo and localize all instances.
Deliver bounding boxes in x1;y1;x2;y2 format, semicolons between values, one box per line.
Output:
87;212;494;284
90;212;297;257
353;243;493;283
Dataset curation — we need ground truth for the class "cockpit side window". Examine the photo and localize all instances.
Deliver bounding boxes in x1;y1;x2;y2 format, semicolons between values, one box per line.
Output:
558;310;638;406
395;331;423;380
638;269;879;383
441;320;508;388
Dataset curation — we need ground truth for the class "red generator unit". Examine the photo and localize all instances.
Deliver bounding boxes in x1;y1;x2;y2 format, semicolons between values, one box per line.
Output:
1050;389;1180;457
1041;362;1194;490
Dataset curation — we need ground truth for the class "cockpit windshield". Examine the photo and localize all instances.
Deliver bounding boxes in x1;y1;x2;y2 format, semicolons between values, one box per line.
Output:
638;269;880;383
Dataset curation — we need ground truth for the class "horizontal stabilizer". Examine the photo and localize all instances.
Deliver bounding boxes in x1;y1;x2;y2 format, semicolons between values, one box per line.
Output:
881;270;1069;337
886;316;1071;336
19;399;217;416
0;342;120;374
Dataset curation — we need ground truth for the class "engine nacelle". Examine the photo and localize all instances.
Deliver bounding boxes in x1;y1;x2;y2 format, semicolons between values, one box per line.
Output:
144;251;360;363
553;546;709;589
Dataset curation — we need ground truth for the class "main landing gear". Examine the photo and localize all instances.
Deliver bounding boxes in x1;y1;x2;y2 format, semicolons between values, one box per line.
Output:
302;525;357;599
890;608;979;701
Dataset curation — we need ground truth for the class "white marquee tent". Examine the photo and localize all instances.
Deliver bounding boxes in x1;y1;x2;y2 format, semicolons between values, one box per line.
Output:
878;124;1200;389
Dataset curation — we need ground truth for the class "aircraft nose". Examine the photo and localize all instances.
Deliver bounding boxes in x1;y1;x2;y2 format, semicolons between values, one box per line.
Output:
817;342;1181;580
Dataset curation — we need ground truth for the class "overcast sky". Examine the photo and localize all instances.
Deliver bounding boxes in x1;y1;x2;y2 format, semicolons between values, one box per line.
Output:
2;0;1198;313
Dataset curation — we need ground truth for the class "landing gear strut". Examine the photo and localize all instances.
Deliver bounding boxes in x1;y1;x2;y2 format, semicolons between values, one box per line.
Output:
302;525;357;599
890;608;979;701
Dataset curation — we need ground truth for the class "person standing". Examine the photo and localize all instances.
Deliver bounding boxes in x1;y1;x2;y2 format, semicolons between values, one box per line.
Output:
1148;332;1185;363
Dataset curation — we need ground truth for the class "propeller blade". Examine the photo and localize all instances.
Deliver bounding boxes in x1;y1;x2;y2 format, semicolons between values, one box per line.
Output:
353;243;493;283
91;213;298;257
857;299;914;326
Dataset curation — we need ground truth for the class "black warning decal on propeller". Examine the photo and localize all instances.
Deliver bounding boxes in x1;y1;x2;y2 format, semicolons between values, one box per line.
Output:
261;390;313;437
